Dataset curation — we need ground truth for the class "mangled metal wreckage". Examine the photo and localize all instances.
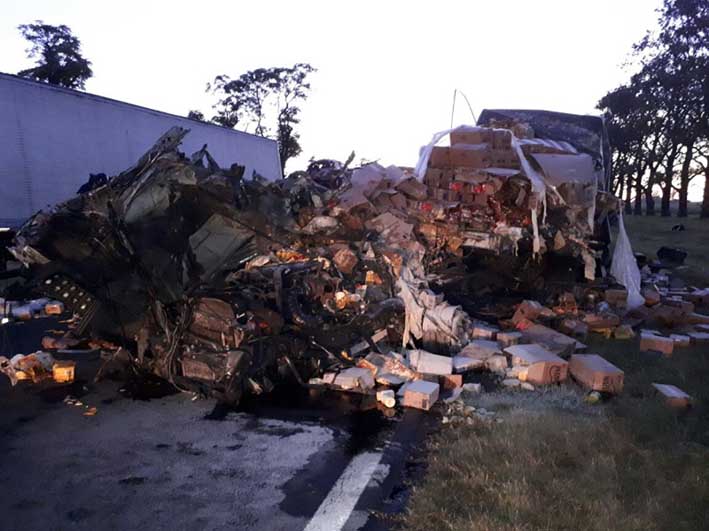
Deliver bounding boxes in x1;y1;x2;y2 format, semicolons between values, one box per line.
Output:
6;111;618;403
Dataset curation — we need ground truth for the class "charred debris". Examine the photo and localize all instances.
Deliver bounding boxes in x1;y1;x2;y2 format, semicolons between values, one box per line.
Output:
2;114;660;408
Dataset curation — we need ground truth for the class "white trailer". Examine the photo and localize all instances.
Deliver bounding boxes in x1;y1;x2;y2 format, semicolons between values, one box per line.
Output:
0;73;282;228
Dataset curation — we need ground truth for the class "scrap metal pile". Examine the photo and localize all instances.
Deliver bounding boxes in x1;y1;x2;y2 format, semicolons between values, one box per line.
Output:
2;117;631;406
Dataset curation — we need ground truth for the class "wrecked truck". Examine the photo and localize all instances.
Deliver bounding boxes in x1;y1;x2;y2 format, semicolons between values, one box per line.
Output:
3;110;620;404
414;109;617;292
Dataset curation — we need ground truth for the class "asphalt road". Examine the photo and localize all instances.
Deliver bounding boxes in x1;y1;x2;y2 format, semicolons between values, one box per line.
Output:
0;321;430;531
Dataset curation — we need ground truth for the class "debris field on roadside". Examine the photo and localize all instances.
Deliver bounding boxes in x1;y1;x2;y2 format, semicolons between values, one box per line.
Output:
0;114;703;415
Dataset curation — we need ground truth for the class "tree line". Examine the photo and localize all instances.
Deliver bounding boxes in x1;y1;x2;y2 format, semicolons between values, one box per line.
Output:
10;5;709;202
598;0;709;218
11;21;315;172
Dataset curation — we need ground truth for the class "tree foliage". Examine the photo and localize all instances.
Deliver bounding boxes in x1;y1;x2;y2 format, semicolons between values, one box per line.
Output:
598;0;709;217
208;63;316;172
17;21;93;90
187;110;206;122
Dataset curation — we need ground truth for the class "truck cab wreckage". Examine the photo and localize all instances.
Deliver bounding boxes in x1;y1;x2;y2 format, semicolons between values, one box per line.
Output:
2;110;628;406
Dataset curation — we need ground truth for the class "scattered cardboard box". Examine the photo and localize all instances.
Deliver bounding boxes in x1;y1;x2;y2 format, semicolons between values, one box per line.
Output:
497;330;522;347
472;322;499;340
670;334;691;347
639;332;674;356
569;354;623;394
452;356;484;373
652;383;693;409
504;344;568;385
408;349;453;375
458;340;502;360
439;374;463;390
402;380;440;410
518;321;584;356
52;360;76;383
334;367;375;390
688;332;709;344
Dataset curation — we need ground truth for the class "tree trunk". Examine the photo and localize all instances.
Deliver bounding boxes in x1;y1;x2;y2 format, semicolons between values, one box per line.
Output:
678;140;695;218
617;174;625;206
701;159;709;218
661;148;677;217
645;184;656;215
661;181;672;216
624;175;633;214
634;170;643;215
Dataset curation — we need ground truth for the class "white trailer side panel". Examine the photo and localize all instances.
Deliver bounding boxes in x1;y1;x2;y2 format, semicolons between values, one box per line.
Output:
0;73;282;227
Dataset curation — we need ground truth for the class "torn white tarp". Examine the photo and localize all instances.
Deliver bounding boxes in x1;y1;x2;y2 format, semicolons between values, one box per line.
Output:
610;211;644;309
396;266;470;350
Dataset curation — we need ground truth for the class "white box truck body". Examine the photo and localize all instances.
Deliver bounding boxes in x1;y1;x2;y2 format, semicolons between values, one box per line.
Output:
0;73;282;228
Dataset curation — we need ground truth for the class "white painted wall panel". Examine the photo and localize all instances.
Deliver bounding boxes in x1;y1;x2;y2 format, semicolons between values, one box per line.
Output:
0;73;282;227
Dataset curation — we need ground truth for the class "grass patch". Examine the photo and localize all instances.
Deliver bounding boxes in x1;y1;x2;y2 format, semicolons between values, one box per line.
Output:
621;215;709;286
401;410;709;531
401;335;709;531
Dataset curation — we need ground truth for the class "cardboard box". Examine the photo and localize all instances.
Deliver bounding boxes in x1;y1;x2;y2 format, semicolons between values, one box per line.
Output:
449;144;491;169
472;322;499;340
569;354;624;393
489;149;520;169
584;312;621;330
605;288;628;307
429;146;450;168
408;349;453;375
45;302;65;315
492;129;512;149
688;332;709;344
639;332;674;356
512;300;545;324
518;321;584;356
670;334;691;347
504;344;568;385
450;126;492;146
395;177;429;200
688;312;709;324
452;356;484;373
458;339;502;360
334;367;375;390
439;373;463;390
402;380;440;410
52;360;76;383
424;168;442;188
652;383;693;409
497;331;522;348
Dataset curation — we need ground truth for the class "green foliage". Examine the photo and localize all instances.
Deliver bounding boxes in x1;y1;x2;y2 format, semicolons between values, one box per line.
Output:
187;110;206;122
208;63;316;172
17;21;93;90
598;0;709;217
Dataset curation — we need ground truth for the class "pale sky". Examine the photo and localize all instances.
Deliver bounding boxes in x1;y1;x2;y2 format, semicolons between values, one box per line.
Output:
2;0;663;174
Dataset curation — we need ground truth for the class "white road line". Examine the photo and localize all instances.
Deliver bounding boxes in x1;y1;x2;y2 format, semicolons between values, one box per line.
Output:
303;451;383;531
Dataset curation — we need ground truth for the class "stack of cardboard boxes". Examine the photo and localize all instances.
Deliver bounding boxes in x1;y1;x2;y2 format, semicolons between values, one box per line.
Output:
423;126;521;207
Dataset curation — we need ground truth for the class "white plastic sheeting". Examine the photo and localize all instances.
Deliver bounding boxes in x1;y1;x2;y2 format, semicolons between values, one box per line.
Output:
610;212;644;309
396;266;470;349
414;127;458;181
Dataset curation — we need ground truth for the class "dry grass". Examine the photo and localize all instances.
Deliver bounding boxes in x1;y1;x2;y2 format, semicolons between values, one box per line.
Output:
401;334;709;531
401;405;709;531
